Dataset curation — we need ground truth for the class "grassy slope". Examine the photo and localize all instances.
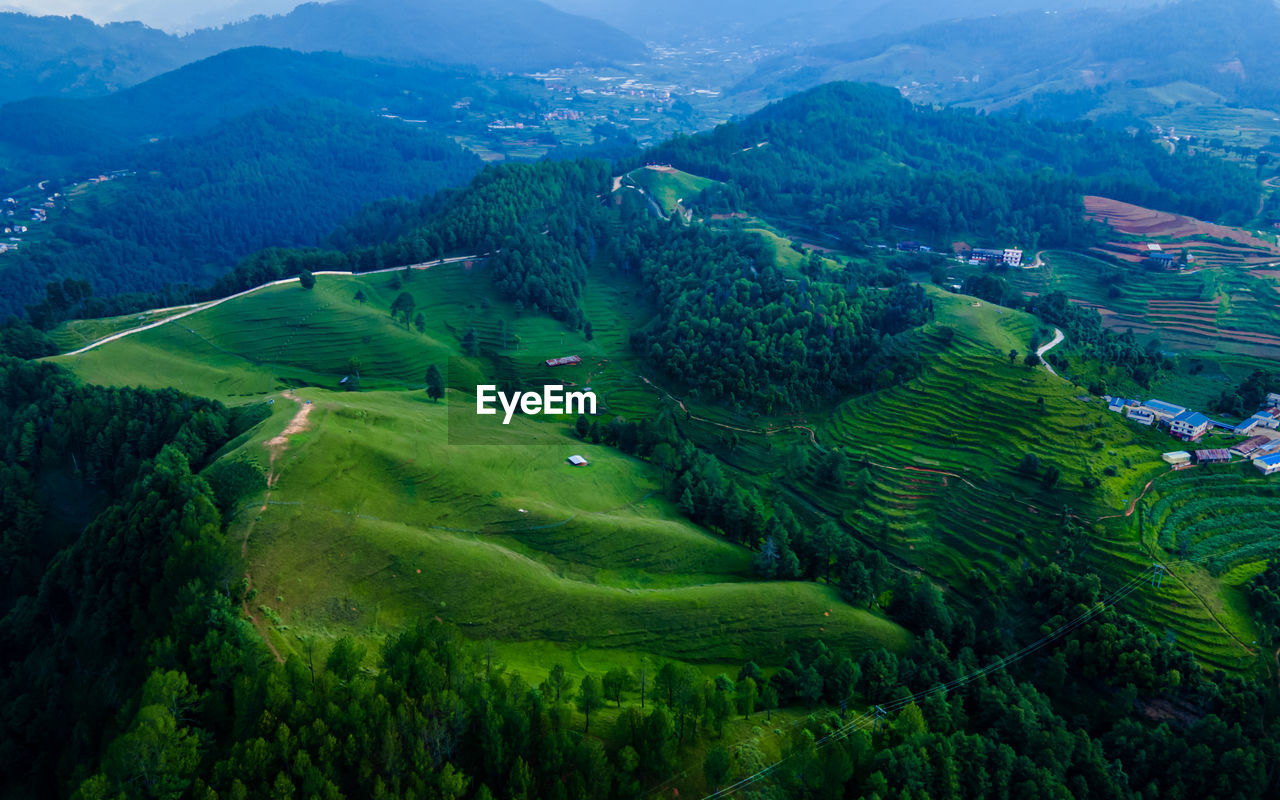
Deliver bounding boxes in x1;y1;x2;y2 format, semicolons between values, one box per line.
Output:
626;167;717;216
54;263;912;684
53;255;1260;675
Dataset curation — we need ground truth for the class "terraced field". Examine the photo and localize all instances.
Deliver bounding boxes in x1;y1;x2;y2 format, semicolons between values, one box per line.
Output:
1084;195;1280;268
1008;250;1280;360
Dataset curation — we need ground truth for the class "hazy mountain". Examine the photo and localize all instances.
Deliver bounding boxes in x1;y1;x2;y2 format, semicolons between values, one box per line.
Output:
0;12;184;104
0;47;530;161
735;0;1280;116
0;0;643;105
0;0;312;32
182;0;646;71
545;0;1163;44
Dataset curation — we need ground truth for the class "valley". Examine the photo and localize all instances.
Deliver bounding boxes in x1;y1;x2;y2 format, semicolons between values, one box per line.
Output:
3;3;1280;798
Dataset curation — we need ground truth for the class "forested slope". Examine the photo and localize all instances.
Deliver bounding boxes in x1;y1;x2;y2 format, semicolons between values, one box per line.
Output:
0;101;481;320
646;82;1259;245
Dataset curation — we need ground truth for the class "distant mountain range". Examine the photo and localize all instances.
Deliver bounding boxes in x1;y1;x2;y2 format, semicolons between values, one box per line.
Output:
545;0;1165;45
0;47;531;161
0;0;644;105
733;0;1280;121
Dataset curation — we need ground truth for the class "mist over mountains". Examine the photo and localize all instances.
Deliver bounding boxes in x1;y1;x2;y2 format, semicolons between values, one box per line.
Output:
546;0;1167;44
0;0;644;104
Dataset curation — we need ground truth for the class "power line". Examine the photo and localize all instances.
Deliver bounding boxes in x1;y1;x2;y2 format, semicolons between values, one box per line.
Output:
701;564;1157;799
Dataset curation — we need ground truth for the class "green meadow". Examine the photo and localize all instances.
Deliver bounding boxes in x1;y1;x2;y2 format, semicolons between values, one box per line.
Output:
53;258;1260;678
54;263;912;685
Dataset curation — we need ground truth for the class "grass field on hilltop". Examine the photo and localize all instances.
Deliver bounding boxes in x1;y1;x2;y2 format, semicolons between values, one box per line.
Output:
219;386;911;674
626;166;718;216
54;267;913;678
53;258;1262;676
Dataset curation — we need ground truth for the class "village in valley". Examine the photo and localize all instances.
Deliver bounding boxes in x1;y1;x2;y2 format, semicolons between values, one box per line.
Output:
1105;391;1280;475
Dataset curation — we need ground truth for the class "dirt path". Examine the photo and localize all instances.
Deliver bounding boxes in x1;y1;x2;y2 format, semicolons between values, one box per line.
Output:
240;391;314;664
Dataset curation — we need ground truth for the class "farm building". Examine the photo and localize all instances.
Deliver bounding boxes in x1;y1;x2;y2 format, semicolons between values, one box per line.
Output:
897;241;923;252
1255;452;1280;476
566;455;588;466
1147;252;1176;269
1162;451;1191;466
970;248;1005;264
1267;392;1280;408
1142;399;1186;422
1231;436;1273;457
1193;449;1231;465
545;355;582;367
1170;411;1211;441
1253;439;1280;459
1235;417;1262;435
1249;410;1280;430
1126;407;1156;425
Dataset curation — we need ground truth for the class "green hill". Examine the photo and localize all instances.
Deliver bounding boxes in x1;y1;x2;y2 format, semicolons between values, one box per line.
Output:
53;254;1260;672
54;265;912;678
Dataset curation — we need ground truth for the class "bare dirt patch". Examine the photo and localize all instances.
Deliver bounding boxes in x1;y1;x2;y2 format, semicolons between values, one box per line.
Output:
1085;196;1280;255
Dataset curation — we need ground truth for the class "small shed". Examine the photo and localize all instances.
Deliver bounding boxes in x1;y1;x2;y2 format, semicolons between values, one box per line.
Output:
1193;449;1231;465
1162;451;1191;466
546;355;582;367
567;455;588;466
1230;435;1271;457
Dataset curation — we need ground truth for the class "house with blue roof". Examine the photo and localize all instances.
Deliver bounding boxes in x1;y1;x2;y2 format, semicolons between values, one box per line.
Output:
1255;451;1280;476
1236;417;1263;435
1169;410;1211;441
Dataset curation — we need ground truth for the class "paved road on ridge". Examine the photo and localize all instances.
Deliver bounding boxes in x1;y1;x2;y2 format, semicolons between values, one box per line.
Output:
60;254;482;357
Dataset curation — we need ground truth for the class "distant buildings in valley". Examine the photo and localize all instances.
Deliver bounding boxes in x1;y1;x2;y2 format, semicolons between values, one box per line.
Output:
944;242;1025;267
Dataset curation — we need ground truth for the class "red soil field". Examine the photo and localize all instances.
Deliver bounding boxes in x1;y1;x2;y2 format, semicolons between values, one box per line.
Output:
1084;196;1280;255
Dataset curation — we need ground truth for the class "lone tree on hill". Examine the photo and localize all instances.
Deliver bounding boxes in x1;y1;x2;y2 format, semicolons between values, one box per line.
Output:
1008;348;1019;365
461;328;478;356
577;674;604;735
297;270;316;290
425;364;444;403
391;292;415;327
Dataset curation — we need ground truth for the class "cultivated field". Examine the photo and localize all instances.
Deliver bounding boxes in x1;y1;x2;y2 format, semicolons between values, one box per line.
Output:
1084;195;1280;269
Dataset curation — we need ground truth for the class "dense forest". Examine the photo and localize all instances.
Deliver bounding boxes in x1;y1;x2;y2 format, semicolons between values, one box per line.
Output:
645;82;1259;246
618;210;932;410
0;100;481;320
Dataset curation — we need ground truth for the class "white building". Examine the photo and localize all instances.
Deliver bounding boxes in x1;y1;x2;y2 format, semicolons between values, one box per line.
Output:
1003;249;1023;267
1255;452;1280;476
1169;410;1211;441
1126;407;1156;426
